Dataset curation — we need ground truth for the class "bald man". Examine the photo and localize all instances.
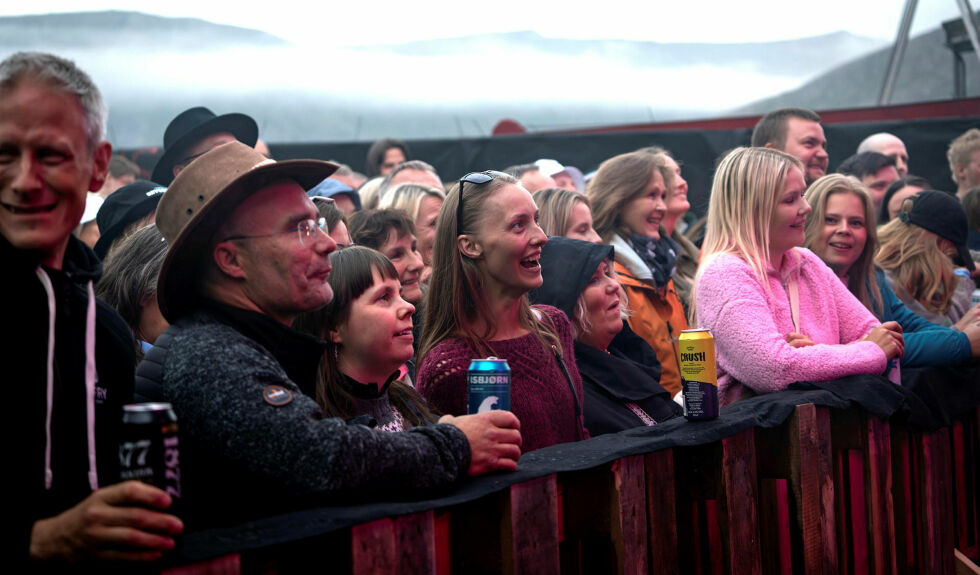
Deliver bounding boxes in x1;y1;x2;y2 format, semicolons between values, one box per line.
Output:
857;132;909;177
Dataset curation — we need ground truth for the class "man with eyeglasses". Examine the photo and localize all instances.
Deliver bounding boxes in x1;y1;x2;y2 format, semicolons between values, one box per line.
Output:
135;141;522;530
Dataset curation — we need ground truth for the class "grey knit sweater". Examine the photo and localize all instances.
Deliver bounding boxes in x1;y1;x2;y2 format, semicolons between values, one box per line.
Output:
135;309;471;528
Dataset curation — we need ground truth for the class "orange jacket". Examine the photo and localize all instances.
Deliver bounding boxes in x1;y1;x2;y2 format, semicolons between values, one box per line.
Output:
613;260;689;396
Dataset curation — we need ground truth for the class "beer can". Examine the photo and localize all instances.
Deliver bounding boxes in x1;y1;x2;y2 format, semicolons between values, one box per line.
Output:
467;357;511;414
119;403;182;504
679;329;719;420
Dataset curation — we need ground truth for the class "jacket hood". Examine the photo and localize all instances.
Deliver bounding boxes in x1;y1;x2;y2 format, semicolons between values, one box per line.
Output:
529;236;614;321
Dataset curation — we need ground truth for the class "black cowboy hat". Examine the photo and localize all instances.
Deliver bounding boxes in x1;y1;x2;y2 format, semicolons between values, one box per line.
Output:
150;107;258;185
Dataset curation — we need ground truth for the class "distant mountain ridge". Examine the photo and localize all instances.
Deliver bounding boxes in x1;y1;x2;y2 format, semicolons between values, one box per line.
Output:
0;10;964;145
736;13;980;112
0;10;286;50
359;29;885;78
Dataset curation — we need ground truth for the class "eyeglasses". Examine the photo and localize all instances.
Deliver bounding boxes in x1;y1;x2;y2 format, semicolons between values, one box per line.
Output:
456;171;494;236
223;218;328;245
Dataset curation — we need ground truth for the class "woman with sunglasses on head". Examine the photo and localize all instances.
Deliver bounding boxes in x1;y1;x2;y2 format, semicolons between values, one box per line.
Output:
586;151;689;397
695;148;904;406
803;175;980;367
417;171;588;452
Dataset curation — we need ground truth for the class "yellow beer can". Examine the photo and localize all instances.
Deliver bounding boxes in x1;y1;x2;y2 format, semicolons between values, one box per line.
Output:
679;328;719;420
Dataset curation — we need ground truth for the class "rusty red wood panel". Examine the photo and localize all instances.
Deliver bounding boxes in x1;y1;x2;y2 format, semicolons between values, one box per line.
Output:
721;428;762;575
645;449;679;575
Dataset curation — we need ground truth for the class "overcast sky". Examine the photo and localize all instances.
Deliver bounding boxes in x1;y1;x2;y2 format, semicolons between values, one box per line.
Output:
0;1;971;47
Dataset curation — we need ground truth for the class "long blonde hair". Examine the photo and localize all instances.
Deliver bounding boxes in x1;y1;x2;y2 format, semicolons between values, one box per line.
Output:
699;147;803;286
378;182;446;221
419;171;558;361
803;174;883;314
876;204;959;315
532;187;591;237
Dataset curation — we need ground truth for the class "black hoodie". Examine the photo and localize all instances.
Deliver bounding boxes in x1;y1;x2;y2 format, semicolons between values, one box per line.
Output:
3;234;136;565
530;236;682;435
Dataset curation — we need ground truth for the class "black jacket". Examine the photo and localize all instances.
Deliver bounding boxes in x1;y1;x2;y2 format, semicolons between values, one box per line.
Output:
4;234;136;565
530;236;682;435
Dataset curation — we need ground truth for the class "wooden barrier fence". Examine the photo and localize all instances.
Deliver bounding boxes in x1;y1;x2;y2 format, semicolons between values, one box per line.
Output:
165;404;979;575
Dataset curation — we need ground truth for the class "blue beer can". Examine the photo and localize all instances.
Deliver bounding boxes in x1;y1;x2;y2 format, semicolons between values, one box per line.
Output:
467;357;511;414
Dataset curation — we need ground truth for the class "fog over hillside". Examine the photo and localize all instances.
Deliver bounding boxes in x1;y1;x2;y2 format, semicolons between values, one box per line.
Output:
0;11;907;146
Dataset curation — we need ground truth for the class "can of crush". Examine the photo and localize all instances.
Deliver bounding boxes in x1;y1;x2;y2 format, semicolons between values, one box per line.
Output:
119;403;182;506
467;357;511;414
679;329;719;420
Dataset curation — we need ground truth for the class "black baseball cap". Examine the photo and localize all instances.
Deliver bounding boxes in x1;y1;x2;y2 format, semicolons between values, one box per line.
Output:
94;180;166;259
898;190;976;271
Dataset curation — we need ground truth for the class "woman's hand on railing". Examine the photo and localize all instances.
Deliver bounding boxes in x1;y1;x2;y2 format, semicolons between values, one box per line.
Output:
861;321;905;360
440;411;523;475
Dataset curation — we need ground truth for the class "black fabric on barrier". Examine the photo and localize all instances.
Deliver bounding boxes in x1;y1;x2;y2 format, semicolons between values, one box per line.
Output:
270;116;980;220
174;368;977;563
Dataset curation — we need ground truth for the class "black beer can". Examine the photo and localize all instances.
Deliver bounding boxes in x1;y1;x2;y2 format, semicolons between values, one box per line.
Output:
119;403;182;505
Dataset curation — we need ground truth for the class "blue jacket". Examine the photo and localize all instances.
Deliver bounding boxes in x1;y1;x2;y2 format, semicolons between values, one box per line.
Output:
873;270;971;367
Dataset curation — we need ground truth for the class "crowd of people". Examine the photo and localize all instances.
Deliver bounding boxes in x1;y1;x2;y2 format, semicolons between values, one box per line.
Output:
7;50;980;567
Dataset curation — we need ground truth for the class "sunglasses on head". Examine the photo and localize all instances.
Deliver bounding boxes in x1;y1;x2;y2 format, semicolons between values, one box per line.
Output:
456;171;494;237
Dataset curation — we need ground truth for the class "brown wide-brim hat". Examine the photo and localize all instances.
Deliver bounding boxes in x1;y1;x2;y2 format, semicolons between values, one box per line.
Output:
156;141;338;322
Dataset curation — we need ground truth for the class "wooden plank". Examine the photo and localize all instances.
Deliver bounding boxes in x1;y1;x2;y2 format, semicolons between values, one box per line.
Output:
721;428;762;575
163;554;241;575
864;415;897;575
848;450;869;575
610;456;649;575
645;449;679;575
954;422;969;555
504;475;560;575
920;430;956;575
760;478;793;575
352;517;397;574
705;501;724;575
351;511;435;575
435;511;451;575
890;425;919;572
789;404;837;575
955;548;980;575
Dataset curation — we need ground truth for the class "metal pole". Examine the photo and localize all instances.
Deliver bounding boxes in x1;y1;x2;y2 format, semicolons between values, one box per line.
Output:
954;0;980;68
879;0;919;105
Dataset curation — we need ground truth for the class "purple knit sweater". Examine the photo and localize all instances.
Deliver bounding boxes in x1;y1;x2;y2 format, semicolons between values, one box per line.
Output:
695;248;888;406
417;305;589;452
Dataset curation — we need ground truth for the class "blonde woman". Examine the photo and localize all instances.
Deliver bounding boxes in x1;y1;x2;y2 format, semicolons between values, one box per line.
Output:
876;190;978;327
804;175;979;367
587;151;688;396
378;182;446;276
695;148;903;406
532;188;602;243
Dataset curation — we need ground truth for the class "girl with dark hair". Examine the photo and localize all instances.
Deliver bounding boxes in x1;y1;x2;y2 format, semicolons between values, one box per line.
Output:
293;246;438;430
417;171;587;452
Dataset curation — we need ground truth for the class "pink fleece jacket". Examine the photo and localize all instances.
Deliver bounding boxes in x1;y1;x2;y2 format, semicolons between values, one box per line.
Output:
695;248;888;405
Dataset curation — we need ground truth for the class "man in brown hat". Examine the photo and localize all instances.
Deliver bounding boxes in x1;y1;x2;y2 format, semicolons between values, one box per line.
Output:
1;52;183;567
135;141;522;529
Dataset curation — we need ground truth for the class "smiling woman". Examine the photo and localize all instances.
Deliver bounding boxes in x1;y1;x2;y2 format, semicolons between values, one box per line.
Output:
695;148;903;406
586;150;689;396
416;170;588;452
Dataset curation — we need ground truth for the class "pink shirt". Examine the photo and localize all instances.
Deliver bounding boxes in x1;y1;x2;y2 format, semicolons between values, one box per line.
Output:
695;248;887;405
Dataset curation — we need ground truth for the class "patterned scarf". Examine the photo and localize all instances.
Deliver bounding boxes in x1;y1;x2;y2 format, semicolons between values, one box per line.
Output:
628;232;679;288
